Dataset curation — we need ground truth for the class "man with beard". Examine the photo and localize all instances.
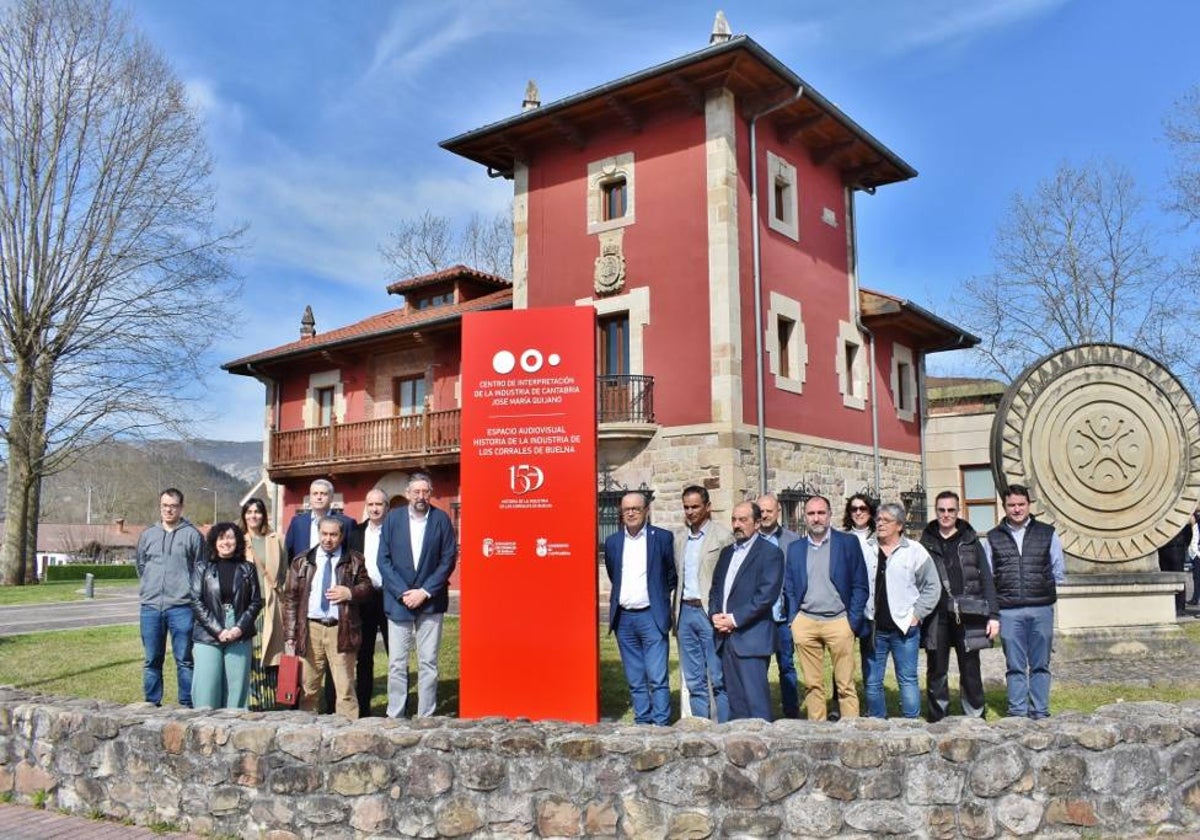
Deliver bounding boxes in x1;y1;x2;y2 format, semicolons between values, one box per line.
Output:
710;501;783;720
378;473;458;718
784;495;870;721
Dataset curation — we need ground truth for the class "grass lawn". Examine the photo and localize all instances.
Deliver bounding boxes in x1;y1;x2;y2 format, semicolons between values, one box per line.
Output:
0;580;138;606
1;617;1197;721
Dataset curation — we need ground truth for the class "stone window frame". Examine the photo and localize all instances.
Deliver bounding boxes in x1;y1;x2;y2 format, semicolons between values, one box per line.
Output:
587;152;636;235
890;343;917;422
766;291;807;394
836;320;868;411
305;370;345;427
576;285;650;376
766;150;799;241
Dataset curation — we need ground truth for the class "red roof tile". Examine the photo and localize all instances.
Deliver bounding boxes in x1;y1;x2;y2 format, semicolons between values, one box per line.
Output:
223;288;512;371
386;264;511;295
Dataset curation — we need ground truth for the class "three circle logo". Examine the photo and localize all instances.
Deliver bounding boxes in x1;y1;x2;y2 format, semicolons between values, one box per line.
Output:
492;349;563;375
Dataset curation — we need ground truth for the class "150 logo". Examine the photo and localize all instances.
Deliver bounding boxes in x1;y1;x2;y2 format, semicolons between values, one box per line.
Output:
508;464;545;494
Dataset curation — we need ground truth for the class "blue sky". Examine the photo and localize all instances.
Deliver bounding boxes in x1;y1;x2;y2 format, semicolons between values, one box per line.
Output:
129;0;1200;442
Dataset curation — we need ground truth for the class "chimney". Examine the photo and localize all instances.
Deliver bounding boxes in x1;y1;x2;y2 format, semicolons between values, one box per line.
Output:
522;80;541;111
710;10;732;44
115;517;125;533
300;305;316;339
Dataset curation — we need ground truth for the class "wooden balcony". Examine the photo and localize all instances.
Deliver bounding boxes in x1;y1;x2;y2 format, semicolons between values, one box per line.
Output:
266;377;658;479
268;409;462;479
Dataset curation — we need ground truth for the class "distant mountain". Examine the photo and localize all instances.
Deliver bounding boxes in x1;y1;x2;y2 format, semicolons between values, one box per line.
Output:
170;439;263;486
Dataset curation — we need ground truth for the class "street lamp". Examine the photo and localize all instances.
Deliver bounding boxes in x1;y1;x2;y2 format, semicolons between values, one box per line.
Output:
199;486;218;525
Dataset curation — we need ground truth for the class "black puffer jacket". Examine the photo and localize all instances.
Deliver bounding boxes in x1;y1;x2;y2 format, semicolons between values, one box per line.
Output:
987;519;1057;608
920;519;997;652
189;559;262;645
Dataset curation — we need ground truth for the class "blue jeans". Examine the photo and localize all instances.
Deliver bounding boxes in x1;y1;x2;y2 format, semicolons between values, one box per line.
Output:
677;603;729;722
614;608;670;725
140;604;194;707
999;604;1054;718
864;625;921;718
774;621;799;718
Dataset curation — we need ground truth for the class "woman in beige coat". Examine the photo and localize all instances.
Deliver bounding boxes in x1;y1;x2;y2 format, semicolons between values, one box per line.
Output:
241;497;288;710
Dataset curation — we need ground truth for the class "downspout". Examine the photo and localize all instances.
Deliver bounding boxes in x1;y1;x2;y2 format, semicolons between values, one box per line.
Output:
917;352;928;497
847;188;883;496
749;86;804;495
247;362;282;525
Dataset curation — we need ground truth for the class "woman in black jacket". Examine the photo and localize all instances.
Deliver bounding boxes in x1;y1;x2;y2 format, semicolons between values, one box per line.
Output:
190;522;262;709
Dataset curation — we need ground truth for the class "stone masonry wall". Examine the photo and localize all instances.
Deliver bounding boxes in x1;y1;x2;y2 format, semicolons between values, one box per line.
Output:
2;688;1200;838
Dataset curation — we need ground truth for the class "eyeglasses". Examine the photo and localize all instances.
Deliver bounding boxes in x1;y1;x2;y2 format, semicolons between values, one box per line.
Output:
876;517;897;526
621;507;644;514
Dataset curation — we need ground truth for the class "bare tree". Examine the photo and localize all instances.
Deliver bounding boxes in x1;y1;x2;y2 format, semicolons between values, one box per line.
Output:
0;0;242;584
380;208;512;279
1166;84;1200;228
954;160;1189;384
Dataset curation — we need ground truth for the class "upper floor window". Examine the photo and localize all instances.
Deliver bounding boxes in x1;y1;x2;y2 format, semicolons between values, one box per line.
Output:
837;320;867;411
766;292;807;395
587;153;636;235
413;291;453;310
766;151;798;241
316;387;335;426
602;177;627;221
394;375;427;416
891;343;917;422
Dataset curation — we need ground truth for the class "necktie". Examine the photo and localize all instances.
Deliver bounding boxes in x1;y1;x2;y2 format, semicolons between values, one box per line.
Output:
320;552;333;614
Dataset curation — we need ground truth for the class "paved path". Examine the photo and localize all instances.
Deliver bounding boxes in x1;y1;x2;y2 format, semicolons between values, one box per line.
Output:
0;803;200;839
0;588;141;636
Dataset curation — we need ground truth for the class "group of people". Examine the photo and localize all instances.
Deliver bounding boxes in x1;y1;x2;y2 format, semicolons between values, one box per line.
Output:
604;482;1065;724
135;473;457;718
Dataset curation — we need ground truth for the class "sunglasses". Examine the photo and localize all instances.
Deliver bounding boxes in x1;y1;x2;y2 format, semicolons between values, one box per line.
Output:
849;505;869;512
936;508;957;514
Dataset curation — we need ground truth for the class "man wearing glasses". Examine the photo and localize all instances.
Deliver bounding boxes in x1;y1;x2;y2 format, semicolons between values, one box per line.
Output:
136;488;206;707
605;491;677;725
919;491;999;720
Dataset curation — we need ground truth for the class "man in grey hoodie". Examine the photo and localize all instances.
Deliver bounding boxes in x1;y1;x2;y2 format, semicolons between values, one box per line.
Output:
137;488;206;707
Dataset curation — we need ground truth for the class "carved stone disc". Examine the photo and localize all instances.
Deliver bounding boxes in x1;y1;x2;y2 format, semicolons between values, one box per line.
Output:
990;344;1200;562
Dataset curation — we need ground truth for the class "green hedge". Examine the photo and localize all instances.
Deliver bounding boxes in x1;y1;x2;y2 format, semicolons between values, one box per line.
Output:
44;564;138;582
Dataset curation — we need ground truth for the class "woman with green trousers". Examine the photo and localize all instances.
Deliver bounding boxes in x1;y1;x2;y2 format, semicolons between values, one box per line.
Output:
190;522;262;708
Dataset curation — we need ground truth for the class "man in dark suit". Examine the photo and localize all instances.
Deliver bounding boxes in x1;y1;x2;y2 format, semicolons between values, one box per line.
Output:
757;493;801;719
377;472;457;718
709;501;784;721
284;478;355;560
604;491;677;725
784;494;870;721
345;488;389;716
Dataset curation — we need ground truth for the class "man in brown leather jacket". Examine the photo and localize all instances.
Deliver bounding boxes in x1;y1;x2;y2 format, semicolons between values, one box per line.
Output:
283;515;372;718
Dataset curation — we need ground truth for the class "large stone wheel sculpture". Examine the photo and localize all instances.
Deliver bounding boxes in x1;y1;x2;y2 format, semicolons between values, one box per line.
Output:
990;344;1200;562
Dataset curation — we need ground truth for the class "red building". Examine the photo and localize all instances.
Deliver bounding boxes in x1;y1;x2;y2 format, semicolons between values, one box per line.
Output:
227;20;974;535
440;25;973;529
223;266;511;529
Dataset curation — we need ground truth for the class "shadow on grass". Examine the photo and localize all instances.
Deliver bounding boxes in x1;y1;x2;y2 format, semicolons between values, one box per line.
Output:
13;657;142;691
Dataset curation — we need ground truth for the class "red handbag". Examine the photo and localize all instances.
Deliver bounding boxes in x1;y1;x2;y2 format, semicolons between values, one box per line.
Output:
276;653;301;706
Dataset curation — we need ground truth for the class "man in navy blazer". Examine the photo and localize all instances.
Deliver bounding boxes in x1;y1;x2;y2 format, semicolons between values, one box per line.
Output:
284;479;355;560
377;473;457;718
709;501;784;721
604;491;677;725
784;495;870;721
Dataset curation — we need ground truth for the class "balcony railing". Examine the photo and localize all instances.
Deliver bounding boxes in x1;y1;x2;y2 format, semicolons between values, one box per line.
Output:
270;408;462;470
597;374;655;424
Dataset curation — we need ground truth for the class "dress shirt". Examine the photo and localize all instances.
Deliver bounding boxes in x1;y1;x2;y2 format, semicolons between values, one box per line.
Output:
722;534;758;613
308;513;325;554
761;527;786;621
618;527;650;609
308;550;340;620
981;520;1066;582
409;508;428;572
364;522;383;589
683;526;706;600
